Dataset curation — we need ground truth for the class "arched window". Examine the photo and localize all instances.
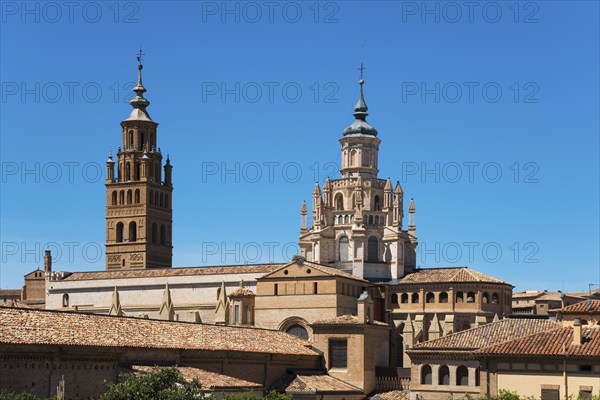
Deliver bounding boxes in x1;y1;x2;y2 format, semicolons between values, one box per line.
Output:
439;365;450;385
339;236;349;262
160;193;164;207
286;325;309;340
62;293;69;308
374;196;381;211
128;222;137;242
368;215;374;224
412;293;419;303
367;236;378;262
134;189;140;204
125;162;131;181
467;292;475;303
160;225;166;245
335;194;344;211
149;190;154;205
111;191;117;205
401;293;409;303
483;292;490;304
152;223;157;243
391;293;398;305
350;149;357;166
139;131;145;151
374;215;379;225
164;195;169;209
456;291;464;303
134;162;140;181
456;366;469;386
127;189;132;205
439;292;449;303
421;365;432;385
492;293;499;304
119;190;125;205
116;222;124;243
128;130;133;148
426;292;435;303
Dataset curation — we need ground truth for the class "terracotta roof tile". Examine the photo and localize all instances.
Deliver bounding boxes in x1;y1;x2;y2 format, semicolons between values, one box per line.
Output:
375;391;410;400
551;299;600;314
399;267;510;285
64;264;282;281
475;326;600;357
273;370;362;394
0;289;21;297
411;319;560;351
0;307;317;356
131;366;262;389
312;315;388;326
228;286;255;298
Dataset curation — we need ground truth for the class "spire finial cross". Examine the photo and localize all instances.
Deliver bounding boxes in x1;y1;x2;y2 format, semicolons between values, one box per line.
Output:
358;44;366;81
136;48;145;64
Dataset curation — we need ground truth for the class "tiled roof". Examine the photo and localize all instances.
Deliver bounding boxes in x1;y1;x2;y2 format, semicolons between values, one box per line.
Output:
551;299;600;315
475;326;600;357
273;370;362;394
263;260;370;283
0;307;317;356
411;318;560;351
0;289;21;297
312;315;388;326
399;267;510;285
131;366;262;389
513;290;543;299
63;264;282;281
228;286;255;297
375;391;410;400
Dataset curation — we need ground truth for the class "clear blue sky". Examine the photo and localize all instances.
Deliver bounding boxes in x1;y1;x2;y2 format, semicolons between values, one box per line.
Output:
1;1;598;293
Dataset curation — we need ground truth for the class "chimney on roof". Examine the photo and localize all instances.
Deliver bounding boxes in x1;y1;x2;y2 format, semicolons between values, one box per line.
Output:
357;291;373;324
44;249;52;273
573;318;582;346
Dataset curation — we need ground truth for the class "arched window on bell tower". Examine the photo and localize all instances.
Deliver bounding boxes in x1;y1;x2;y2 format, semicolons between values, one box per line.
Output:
335;193;344;211
128;130;134;149
116;222;124;243
128;222;137;242
139;131;145;151
374;196;381;211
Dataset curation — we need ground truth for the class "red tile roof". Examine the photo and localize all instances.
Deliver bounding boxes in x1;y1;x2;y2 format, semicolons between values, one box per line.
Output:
551;299;600;315
410;318;560;351
0;289;21;297
63;264;282;281
312;315;388;326
131;366;262;389
475;326;600;357
399;267;510;285
273;370;362;394
0;307;317;356
375;391;410;400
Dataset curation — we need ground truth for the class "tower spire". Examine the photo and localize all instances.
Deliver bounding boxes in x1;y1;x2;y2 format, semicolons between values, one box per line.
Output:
126;49;152;122
343;59;377;136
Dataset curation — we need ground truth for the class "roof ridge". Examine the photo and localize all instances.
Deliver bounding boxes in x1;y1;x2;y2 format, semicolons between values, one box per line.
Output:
475;324;567;354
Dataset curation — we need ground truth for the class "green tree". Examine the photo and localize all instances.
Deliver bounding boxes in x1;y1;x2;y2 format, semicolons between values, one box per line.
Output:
100;367;212;400
0;390;49;400
222;391;291;400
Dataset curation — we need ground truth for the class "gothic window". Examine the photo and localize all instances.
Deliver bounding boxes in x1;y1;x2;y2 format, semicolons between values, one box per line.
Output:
335;194;344;211
492;293;499;304
127;190;132;205
134;189;140;204
134;162;140;181
62;294;69;307
160;225;166;245
483;292;490;303
367;236;378;262
350;149;357;166
128;222;137;242
456;366;469;386
128;130;133;149
286;325;309;340
368;215;374;224
329;340;347;369
374;196;381;211
421;365;432;385
125;162;131;181
149;190;154;205
152;223;157;243
426;292;435;303
139;132;145;151
119;190;125;205
412;293;419;303
467;292;475;303
456;291;464;303
116;222;124;243
338;236;349;262
439;365;450;385
111;191;117;206
401;293;409;303
439;292;449;303
391;293;399;305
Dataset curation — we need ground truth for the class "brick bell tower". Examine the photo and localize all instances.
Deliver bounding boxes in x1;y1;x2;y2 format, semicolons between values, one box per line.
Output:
105;52;173;270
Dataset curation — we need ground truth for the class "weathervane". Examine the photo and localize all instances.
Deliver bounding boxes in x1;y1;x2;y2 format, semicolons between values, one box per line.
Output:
137;48;145;64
